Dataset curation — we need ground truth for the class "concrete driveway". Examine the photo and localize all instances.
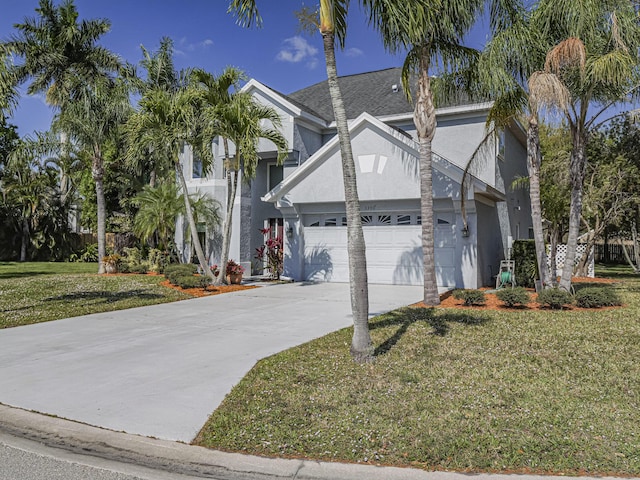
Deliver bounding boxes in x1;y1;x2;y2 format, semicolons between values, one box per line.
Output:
0;282;422;442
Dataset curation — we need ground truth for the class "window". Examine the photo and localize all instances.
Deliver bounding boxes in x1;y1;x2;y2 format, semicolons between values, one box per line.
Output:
497;129;505;160
268;163;284;191
325;217;337;226
361;215;373;225
397;214;411;225
192;154;203;179
378;214;392;225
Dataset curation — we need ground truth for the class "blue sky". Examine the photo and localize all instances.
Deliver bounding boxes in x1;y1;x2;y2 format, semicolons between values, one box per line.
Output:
1;0;488;136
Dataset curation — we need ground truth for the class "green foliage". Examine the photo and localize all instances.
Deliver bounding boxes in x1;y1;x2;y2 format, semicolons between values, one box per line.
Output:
536;288;573;310
164;263;198;285
496;287;531;307
69;243;99;262
574;287;622;308
172;274;209;289
148;248;169;273
513;240;538;288
452;289;486;306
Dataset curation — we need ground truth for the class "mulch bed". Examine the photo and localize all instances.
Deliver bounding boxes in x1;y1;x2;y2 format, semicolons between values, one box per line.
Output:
159;279;258;298
416;276;621;311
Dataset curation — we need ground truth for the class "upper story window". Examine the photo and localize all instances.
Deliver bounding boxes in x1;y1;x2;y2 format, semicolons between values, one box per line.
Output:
192;153;203;179
268;163;284;191
497;129;506;160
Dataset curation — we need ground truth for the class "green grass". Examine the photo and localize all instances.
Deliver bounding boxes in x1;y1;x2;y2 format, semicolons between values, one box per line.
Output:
0;261;190;328
195;265;640;475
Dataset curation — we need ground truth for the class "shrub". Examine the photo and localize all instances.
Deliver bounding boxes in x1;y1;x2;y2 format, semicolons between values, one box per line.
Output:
128;263;149;274
165;264;198;285
172;275;209;289
512;240;537;288
452;289;486;306
496;287;531;307
574;287;621;308
148;249;169;273
536;288;573;310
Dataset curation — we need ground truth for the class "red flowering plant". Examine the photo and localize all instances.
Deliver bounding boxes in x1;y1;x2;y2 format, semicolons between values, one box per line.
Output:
255;227;283;280
210;264;220;277
225;259;245;276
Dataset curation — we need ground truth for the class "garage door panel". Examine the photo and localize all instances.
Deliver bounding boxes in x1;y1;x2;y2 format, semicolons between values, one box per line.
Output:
303;221;456;286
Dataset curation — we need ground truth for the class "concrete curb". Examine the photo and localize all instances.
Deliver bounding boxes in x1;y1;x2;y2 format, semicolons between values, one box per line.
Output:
0;404;633;480
0;404;447;479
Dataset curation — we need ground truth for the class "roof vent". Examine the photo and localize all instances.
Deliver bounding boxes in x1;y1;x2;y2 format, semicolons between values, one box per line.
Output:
391;84;399;93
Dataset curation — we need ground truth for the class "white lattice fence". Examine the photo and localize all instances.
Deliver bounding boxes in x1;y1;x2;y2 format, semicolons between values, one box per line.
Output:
551;244;595;278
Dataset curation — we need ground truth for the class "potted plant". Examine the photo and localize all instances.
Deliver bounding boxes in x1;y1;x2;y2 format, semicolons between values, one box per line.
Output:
226;259;245;284
102;254;121;274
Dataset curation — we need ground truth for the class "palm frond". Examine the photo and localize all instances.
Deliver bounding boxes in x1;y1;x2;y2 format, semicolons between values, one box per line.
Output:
544;37;587;74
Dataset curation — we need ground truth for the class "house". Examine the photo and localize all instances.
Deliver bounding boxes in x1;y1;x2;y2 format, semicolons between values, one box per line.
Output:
177;67;532;289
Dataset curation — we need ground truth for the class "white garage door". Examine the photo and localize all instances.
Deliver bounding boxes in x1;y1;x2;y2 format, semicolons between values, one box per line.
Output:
303;212;456;287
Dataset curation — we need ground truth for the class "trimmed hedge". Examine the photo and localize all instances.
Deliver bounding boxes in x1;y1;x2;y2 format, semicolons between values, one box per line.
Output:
452;289;487;306
165;264;199;285
537;288;573;310
172;275;209;289
574;287;621;308
496;287;531;307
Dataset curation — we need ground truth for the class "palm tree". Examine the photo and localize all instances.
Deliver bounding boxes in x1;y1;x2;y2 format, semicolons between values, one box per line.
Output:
133;182;220;257
4;0;121;271
3;133;59;261
229;0;375;362
126;86;214;279
474;6;562;289
200;90;288;287
368;0;523;304
55;78;132;273
534;0;640;291
126;37;182;188
3;0;120;110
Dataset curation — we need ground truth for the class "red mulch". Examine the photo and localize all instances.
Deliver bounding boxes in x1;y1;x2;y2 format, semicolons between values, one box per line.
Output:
159;279;258;298
414;276;621;311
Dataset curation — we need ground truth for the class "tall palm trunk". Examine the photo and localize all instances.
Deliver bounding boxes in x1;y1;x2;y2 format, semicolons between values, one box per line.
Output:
415;54;440;305
92;150;107;274
322;30;373;363
527;115;551;288
559;125;587;291
214;139;236;286
176;161;214;280
20;216;29;262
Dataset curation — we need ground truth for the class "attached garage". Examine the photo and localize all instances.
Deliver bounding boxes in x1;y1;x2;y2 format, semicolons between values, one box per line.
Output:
261;112;519;290
302;211;457;287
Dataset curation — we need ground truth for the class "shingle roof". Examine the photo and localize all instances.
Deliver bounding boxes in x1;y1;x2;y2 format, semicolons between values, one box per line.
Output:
287;67;412;122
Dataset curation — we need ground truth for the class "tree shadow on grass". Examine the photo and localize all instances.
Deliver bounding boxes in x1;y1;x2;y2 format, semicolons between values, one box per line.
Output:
45;290;164;304
0;271;51;280
371;307;489;357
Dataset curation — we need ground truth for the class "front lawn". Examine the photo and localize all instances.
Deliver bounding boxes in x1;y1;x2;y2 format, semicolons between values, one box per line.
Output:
195;266;640;475
0;262;190;328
